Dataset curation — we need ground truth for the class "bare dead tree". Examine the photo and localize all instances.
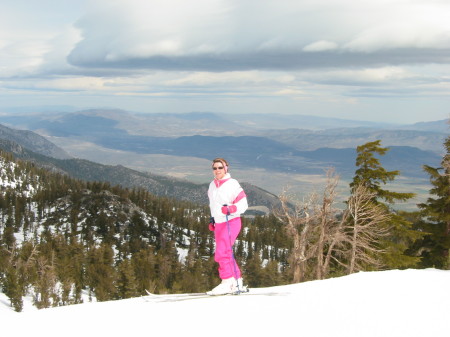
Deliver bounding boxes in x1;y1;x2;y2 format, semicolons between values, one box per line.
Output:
277;189;318;283
314;169;340;279
3;242;40;311
277;173;396;281
34;251;59;308
276;169;348;282
322;211;349;276
316;169;351;279
346;184;391;274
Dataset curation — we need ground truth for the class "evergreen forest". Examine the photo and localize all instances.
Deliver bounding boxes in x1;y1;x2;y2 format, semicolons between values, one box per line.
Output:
0;134;449;312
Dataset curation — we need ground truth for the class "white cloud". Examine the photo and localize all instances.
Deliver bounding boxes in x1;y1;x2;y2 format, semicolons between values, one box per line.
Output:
274;88;307;97
0;39;50;77
342;1;450;52
303;41;339;52
0;1;84;77
4;77;110;93
344;22;450;52
72;0;235;62
300;67;415;86
163;71;295;87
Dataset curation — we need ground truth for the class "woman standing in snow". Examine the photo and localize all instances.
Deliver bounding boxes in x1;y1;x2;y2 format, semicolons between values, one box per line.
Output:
207;157;248;295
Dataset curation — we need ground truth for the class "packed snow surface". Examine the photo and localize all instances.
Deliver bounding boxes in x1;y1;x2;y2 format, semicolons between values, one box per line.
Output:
1;269;449;336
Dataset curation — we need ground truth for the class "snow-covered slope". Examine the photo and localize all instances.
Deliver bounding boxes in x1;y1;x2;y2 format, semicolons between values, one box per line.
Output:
1;269;449;337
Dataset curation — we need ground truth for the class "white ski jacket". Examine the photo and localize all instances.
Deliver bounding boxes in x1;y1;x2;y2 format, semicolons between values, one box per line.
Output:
208;173;248;223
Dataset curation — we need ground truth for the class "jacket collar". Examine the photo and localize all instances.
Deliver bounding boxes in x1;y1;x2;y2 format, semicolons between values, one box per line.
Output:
214;173;231;188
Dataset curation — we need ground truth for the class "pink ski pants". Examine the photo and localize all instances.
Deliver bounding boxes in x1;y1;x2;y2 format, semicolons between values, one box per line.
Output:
214;217;242;280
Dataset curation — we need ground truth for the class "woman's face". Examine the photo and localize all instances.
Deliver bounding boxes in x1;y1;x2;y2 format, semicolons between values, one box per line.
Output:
212;162;226;180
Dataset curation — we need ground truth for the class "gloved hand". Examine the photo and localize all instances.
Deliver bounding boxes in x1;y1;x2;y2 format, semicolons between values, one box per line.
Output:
209;217;215;231
221;205;237;215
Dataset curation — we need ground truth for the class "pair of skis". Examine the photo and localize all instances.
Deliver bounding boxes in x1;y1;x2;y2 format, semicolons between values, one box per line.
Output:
144;288;250;302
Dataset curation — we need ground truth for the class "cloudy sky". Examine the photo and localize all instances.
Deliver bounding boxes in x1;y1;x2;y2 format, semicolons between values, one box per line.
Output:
1;0;449;123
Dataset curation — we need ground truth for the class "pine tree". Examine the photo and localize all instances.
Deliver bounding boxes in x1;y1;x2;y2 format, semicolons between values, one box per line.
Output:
179;243;207;293
117;259;138;299
4;265;23;312
351;140;414;203
261;260;282;287
350;140;422;269
128;211;148;254
0;245;24;312
131;247;157;294
155;238;180;292
86;244;117;301
244;253;265;287
417;133;450;269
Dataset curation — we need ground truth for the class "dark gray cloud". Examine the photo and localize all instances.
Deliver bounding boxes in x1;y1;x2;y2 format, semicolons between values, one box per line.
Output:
64;0;450;73
67;47;450;72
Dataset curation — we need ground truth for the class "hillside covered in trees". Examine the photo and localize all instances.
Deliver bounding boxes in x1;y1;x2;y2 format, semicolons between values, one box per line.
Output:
0;133;449;312
0;150;290;311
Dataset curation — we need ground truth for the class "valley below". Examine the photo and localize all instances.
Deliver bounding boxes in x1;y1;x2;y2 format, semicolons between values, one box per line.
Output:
1;109;446;211
45;134;432;211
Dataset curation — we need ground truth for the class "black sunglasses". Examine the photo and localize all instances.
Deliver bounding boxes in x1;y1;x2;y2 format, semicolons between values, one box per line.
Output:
212;166;224;170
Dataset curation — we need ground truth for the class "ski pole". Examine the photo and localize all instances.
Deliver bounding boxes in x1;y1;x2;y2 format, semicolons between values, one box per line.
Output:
224;205;241;294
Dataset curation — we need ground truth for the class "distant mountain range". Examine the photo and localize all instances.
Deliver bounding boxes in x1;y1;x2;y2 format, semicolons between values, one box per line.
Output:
1;110;444;175
1;108;447;136
259;127;446;154
0;136;280;213
0;109;446;208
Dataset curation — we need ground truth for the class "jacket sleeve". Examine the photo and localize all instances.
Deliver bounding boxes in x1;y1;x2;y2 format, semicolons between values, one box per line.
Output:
231;183;248;215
